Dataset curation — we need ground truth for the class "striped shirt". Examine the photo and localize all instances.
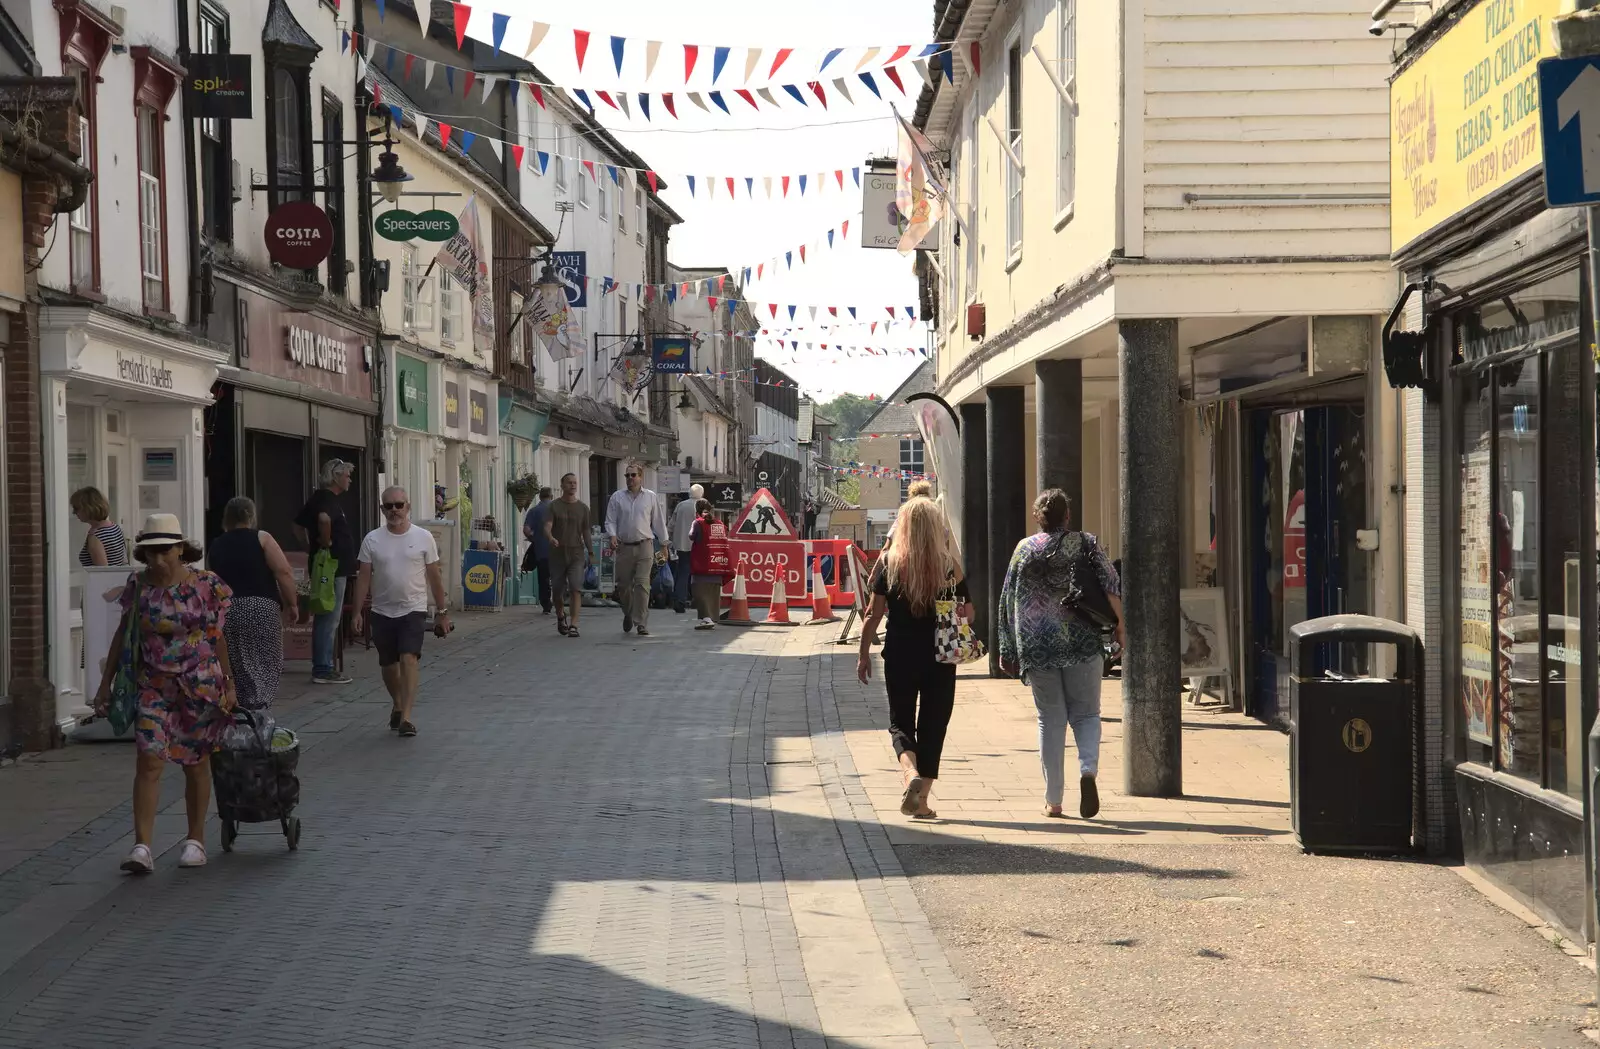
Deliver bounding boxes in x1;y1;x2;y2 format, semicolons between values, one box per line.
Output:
79;522;129;567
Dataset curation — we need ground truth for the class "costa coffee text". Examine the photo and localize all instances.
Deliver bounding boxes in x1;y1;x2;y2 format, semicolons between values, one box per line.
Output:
285;326;349;374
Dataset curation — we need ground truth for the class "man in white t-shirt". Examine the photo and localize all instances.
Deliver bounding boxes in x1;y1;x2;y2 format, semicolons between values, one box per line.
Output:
350;486;449;738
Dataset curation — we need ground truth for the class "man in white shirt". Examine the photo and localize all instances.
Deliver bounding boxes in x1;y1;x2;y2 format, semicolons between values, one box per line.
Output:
350;486;449;737
605;462;669;636
668;483;704;614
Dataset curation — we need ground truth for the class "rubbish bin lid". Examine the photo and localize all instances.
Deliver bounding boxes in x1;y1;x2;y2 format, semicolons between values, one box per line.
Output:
1291;614;1420;679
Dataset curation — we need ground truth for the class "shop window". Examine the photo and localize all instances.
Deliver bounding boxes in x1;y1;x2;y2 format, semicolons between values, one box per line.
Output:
439;268;463;344
198;5;232;242
322;93;347;296
1453;268;1588;796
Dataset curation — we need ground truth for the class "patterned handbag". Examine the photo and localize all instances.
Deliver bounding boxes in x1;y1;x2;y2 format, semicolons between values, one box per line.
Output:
933;585;987;665
106;579;141;736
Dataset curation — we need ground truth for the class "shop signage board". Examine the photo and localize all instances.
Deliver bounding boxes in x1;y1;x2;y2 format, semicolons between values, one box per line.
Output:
263;200;334;268
1537;55;1600;206
860;170;935;249
705;481;742;509
444;380;461;429
652;335;691;373
732;487;798;537
462;548;501;608
374;208;459;242
396;353;429;430
186;53;251;119
469;389;490;436
553;250;587;308
115;351;175;391
240;287;374;401
721;536;807;604
1389;0;1560;253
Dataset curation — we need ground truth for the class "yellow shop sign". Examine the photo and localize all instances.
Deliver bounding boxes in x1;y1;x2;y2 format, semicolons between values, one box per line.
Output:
1391;0;1560;253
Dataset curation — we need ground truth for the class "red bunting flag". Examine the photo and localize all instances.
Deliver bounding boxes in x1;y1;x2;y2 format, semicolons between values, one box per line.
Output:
530;84;546;109
596;90;618;109
834;169;844;190
799;245;806;263
404;53;415;78
808;81;828;107
781;176;790;197
969;42;981;75
842;219;850;238
437;122;452;148
717;274;726;292
372;82;384;105
769;47;794;78
726;177;735;196
684;44;700;81
510;143;525;168
574;29;591;71
463;69;476;96
769;304;778;318
885;307;895;318
645;170;658;192
758;263;765;279
829;307;837;316
662;93;677;118
582;159;596;181
451;2;470;49
887;45;911;65
884;67;905;94
735;88;758;110
708;297;719;310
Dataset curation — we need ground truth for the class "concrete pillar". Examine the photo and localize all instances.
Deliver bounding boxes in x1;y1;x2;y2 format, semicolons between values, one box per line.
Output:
986;387;1027;678
1118;319;1182;797
1035;358;1083;515
959;402;990;663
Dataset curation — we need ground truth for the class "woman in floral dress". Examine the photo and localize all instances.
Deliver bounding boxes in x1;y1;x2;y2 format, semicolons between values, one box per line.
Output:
94;513;238;874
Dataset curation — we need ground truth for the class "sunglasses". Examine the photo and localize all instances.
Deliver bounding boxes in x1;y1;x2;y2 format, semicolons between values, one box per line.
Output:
625;473;641;479
382;502;407;511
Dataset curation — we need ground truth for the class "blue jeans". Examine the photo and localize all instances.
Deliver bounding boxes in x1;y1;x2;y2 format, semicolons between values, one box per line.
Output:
672;550;693;609
1028;659;1103;805
312;576;348;677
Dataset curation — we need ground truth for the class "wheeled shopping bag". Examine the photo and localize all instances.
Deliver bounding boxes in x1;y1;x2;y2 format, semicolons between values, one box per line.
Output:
211;708;303;851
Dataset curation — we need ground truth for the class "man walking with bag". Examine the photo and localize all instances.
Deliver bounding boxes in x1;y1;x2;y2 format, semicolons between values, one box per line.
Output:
669;484;703;614
293;459;357;685
522;487;554;615
605;463;668;636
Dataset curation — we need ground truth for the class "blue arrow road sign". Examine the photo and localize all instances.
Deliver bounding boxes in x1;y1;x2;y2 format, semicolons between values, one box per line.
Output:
1539;55;1600;207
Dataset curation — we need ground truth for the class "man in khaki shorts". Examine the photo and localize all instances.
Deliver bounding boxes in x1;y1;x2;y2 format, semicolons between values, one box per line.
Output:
544;472;593;637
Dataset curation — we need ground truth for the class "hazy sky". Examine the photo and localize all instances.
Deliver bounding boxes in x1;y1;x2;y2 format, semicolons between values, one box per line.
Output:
464;0;934;401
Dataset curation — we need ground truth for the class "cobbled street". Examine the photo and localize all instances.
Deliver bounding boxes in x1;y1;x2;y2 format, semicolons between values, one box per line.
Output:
0;607;1594;1048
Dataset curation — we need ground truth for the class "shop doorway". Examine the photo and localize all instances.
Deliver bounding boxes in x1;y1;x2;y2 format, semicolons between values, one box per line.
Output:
590;456;618;519
1246;404;1368;723
248;431;308;550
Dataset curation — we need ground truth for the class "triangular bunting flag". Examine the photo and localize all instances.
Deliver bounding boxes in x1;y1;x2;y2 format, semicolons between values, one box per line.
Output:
938;50;953;82
709;90;729;114
639;94;651;120
445;65;454;91
769;304;778;318
827;229;835;248
414;114;429;143
607;165;621;185
781;176;790;197
744;178;754;198
859;71;880;98
376;0;386;21
583;159;596;181
808;81;828;107
969;41;981;75
645;40;662;79
511;143;525;168
835;169;845;190
491;12;509;53
757;86;779;107
481;74;498;103
404;53;415;79
646;170;658;193
417;0;431;37
573;89;592;112
524;22;549;58
885;67;906;94
906;306;916;318
662;93;677;118
451;2;470;49
848;307;857;318
574;29;591;71
886;307;896;318
688;92;709;112
460;130;477;152
887;45;912;65
712;46;730;83
530;83;546;109
785;251;792;268
684;44;700;82
770;47;794;78
462;69;476;97
832;77;852;103
736;88;758;109
819;47;844;72
744;48;761;83
596;90;618;110
487;137;502;161
809;305;817;320
717;274;726;292
725;177;735;197
611;35;626;76
913;58;930;84
437;122;452;149
708;296;719;310
782;83;808;107
617;93;630;118
798;174;807;196
758;262;765;278
855;46;881;72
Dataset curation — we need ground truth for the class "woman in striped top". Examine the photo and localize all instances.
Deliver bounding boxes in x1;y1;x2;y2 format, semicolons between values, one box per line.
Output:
72;487;128;567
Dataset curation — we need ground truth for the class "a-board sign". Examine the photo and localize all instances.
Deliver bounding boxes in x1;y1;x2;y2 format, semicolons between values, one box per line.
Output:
732;486;796;538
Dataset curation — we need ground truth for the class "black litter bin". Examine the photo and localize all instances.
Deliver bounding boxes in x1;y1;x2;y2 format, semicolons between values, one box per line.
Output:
1289;615;1422;854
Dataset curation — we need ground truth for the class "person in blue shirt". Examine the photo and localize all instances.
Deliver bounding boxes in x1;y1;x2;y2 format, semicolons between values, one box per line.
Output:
522;487;554;614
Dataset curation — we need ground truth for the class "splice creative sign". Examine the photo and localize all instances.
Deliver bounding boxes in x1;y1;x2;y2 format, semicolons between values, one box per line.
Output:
1390;0;1561;252
186;54;251;119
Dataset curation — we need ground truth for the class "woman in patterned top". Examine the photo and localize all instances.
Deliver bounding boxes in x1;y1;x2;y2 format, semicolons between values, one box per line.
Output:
997;489;1123;819
93;514;237;874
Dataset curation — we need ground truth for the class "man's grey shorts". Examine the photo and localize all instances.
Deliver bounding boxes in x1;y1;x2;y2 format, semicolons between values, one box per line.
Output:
550;552;587;592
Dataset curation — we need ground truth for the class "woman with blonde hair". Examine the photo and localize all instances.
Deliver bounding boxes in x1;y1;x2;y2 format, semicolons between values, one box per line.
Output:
857;496;969;819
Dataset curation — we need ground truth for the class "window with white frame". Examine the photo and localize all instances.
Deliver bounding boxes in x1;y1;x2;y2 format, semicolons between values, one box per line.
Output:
1057;0;1077;216
964;102;978;297
402;244;434;331
576;145;590;205
599;166;609;220
553;128;568;191
67;64;96;291
899;439;924;502
636;187;645;245
618;178;627;234
1005;40;1024;259
136;106;165;311
439;268;463;343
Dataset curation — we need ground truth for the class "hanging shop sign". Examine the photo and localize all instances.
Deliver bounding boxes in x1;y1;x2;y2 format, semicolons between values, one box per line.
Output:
553;251;587;308
651;335;691;373
264;201;335;268
186;53;252;119
861;169;935;249
1389;0;1560;253
704;481;742;510
374;208;460;242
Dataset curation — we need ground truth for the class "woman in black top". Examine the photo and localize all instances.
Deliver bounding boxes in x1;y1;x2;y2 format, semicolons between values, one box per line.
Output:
857;496;969;819
207;497;300;711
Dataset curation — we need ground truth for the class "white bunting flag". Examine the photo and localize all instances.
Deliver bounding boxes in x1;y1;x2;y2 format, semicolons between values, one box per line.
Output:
617;93;631;118
645;40;662;79
417;0;430;37
524;22;550;58
832;77;852;103
424;59;437;88
487;137;503;161
744;48;762;83
757;86;779;107
688;92;709;113
357;54;369;81
706;176;715;199
414;114;429;143
764;176;773;198
810;306;818;322
481;75;498;103
913;58;931;84
855;46;881;72
364;37;377;61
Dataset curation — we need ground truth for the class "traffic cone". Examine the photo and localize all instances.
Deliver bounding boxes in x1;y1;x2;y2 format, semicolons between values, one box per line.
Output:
767;576;795;625
725;571;753;625
808;566;837;624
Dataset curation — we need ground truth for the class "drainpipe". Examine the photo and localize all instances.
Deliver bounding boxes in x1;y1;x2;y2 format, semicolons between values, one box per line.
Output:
175;0;203;324
354;0;375;312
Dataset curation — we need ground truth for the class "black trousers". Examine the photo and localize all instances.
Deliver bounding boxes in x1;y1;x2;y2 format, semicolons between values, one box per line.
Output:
535;557;552;612
883;651;957;779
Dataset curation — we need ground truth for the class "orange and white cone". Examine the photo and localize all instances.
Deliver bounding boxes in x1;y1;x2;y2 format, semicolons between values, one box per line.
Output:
767;576;794;625
726;571;753;625
808;566;837;623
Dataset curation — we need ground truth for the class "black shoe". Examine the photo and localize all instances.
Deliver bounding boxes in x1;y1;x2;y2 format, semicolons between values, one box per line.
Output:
622;615;633;632
398;721;418;738
389;710;402;731
637;627;650;636
1079;776;1100;819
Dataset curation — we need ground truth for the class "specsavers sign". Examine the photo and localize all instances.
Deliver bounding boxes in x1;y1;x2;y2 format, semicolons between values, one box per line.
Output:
1391;0;1560;253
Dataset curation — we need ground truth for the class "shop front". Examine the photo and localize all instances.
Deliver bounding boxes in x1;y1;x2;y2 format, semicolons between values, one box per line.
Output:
206;281;379;554
38;306;224;720
499;394;550;606
1386;0;1597;938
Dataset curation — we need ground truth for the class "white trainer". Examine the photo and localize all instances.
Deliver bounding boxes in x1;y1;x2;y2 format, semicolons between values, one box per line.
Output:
120;843;153;875
177;839;207;868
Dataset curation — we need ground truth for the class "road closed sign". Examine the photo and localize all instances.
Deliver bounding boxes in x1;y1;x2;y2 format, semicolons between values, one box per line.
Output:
723;537;806;604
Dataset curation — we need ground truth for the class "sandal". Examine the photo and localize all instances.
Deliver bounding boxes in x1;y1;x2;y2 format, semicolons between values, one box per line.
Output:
911;809;939;820
398;722;418;737
1043;806;1066;818
566;627;580;638
899;776;927;817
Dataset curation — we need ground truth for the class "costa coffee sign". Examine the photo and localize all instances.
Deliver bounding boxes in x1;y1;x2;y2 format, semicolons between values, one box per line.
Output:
237;284;374;403
285;325;350;374
264;201;334;269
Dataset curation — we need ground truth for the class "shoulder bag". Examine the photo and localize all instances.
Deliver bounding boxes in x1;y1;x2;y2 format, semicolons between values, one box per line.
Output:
107;578;142;736
1043;531;1117;634
933;581;987;665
